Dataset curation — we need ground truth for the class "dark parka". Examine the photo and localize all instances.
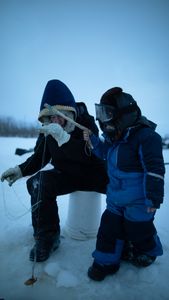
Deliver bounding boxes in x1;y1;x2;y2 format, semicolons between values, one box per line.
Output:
19;113;107;183
19;113;108;238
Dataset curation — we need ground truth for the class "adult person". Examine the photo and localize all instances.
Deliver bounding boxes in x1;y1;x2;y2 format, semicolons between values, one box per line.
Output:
1;79;108;262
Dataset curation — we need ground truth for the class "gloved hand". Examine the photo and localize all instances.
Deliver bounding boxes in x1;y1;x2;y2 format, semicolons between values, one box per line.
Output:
1;166;22;186
39;123;70;147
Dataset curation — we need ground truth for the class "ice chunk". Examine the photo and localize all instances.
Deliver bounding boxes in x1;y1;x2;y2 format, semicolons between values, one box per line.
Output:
57;270;79;288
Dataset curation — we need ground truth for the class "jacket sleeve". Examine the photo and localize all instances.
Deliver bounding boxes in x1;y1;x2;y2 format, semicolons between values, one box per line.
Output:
19;134;51;176
76;113;110;160
139;130;165;208
60;115;104;163
90;134;110;160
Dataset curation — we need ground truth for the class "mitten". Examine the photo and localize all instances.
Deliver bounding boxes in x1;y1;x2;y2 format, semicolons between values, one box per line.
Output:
40;123;70;147
1;166;22;186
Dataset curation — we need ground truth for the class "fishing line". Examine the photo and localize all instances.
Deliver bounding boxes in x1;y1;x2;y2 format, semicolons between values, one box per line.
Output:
1;134;48;285
1;136;46;219
11;185;29;209
84;142;92;156
2;116;93;283
1;182;42;220
26;136;47;284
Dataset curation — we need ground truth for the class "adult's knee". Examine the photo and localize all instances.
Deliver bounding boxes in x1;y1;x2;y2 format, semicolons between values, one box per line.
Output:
27;173;40;196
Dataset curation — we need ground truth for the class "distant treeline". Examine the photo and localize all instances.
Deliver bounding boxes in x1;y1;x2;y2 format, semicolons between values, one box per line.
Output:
163;136;169;149
0;116;38;137
0;116;169;149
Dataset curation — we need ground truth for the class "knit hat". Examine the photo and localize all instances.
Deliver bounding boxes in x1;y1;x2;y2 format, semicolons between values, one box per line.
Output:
38;79;77;122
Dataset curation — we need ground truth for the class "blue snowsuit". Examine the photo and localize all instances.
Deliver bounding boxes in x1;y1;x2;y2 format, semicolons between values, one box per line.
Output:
90;118;165;265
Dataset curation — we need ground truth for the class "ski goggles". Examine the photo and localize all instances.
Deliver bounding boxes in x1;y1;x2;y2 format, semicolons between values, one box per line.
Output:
95;104;117;123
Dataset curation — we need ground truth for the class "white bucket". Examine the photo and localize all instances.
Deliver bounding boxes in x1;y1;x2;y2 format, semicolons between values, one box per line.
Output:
63;191;101;240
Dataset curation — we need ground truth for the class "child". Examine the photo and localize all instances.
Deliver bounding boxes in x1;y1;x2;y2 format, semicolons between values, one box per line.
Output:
84;87;165;281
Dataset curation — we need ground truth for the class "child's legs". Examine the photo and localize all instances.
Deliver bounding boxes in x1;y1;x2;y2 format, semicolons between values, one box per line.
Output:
124;204;163;257
92;208;125;265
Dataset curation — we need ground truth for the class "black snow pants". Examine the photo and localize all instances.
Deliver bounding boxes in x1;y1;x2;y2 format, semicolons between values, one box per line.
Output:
27;168;108;239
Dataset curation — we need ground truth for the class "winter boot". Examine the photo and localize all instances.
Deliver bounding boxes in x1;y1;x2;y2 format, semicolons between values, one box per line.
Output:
29;232;60;262
88;261;120;281
131;253;156;267
121;241;134;262
121;242;156;267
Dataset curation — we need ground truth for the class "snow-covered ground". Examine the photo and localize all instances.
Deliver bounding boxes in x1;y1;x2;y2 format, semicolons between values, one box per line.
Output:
0;137;169;300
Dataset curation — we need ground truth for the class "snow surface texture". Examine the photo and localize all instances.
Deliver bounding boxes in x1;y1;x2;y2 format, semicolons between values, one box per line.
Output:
0;137;169;300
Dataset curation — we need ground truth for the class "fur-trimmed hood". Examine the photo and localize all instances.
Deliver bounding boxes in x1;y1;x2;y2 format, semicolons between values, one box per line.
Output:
38;79;77;123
